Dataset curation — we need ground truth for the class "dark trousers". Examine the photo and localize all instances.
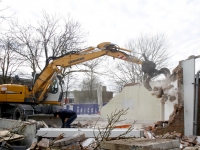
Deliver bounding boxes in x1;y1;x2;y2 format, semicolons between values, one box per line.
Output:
62;114;77;128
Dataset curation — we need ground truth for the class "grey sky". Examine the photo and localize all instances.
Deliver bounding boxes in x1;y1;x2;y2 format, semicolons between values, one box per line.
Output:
1;0;200;72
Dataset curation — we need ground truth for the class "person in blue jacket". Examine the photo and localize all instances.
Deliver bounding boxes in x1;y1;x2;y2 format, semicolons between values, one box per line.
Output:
53;109;77;128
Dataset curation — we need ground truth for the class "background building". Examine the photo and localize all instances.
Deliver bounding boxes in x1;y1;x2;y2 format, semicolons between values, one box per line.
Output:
64;86;113;104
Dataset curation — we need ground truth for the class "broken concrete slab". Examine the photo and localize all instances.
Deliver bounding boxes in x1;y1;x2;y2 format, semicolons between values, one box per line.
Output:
53;132;85;146
0;133;24;142
36;128;143;138
82;138;95;147
54;142;81;150
0;130;10;136
29;142;37;150
183;147;199;150
0;118;37;147
37;138;50;149
100;138;180;150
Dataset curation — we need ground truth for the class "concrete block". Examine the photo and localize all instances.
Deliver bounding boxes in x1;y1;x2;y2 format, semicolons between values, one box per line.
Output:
37;138;49;149
36;128;143;138
53;132;85;146
82;138;95;147
29;142;37;150
183;147;198;150
100;138;180;150
60;142;81;150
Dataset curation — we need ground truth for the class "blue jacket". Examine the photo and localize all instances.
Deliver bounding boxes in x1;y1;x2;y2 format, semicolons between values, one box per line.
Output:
58;109;76;121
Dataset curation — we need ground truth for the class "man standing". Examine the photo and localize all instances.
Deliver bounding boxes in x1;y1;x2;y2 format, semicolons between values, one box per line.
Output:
54;109;77;128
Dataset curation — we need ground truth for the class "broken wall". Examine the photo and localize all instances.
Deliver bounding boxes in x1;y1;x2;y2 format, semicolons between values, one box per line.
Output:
101;66;181;128
101;58;200;136
153;64;184;135
101;79;178;124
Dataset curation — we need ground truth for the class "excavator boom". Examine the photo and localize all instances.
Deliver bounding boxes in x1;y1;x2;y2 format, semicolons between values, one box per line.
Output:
33;42;170;102
0;42;170;121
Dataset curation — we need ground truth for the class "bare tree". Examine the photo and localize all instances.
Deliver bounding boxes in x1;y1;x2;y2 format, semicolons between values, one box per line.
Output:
74;58;106;103
81;60;101;89
0;1;15;24
0;34;24;84
36;12;86;58
9;11;86;76
62;68;79;101
108;33;170;92
0;6;9;22
9;20;43;73
92;108;135;149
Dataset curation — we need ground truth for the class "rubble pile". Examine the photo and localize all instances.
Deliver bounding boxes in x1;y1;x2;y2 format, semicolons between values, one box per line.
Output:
0;130;25;148
0;130;24;143
29;132;138;150
71;122;92;128
1;119;200;150
27;122;94;149
29;133;86;150
152;104;183;130
29;125;200;150
144;126;200;150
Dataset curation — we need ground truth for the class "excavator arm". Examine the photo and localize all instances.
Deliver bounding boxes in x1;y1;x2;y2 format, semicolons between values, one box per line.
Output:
32;42;170;103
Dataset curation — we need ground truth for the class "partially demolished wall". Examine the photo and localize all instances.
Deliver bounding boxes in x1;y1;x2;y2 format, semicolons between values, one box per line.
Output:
101;66;180;125
153;63;185;135
100;82;163;123
101;61;189;136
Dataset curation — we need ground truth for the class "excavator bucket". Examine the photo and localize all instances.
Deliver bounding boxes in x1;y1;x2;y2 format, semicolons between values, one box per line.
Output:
141;54;171;91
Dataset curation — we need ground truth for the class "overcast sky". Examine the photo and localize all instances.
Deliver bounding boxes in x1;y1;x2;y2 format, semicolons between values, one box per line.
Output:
1;0;200;73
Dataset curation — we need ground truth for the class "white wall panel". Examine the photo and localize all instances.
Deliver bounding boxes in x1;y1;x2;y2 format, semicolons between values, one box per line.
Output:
182;58;195;136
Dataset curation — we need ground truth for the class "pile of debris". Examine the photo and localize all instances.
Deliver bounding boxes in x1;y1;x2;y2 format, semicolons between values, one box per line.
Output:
29;132;86;150
71;122;92;128
30;123;137;149
27;109;139;149
49;122;92;129
0;130;25;149
1;118;200;150
144;126;200;150
28;126;200;150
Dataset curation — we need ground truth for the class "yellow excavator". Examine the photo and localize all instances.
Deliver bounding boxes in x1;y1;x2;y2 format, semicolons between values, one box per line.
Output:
0;42;170;120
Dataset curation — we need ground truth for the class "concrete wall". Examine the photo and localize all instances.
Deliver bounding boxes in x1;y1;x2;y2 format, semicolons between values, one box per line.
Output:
100;79;178;124
197;78;200;135
182;58;195;136
101;83;161;123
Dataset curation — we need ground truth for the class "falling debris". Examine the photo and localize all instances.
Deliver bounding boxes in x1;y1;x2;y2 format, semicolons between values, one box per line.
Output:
151;84;177;103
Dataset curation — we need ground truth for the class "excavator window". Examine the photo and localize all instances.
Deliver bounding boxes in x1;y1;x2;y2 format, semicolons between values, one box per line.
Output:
49;79;58;94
